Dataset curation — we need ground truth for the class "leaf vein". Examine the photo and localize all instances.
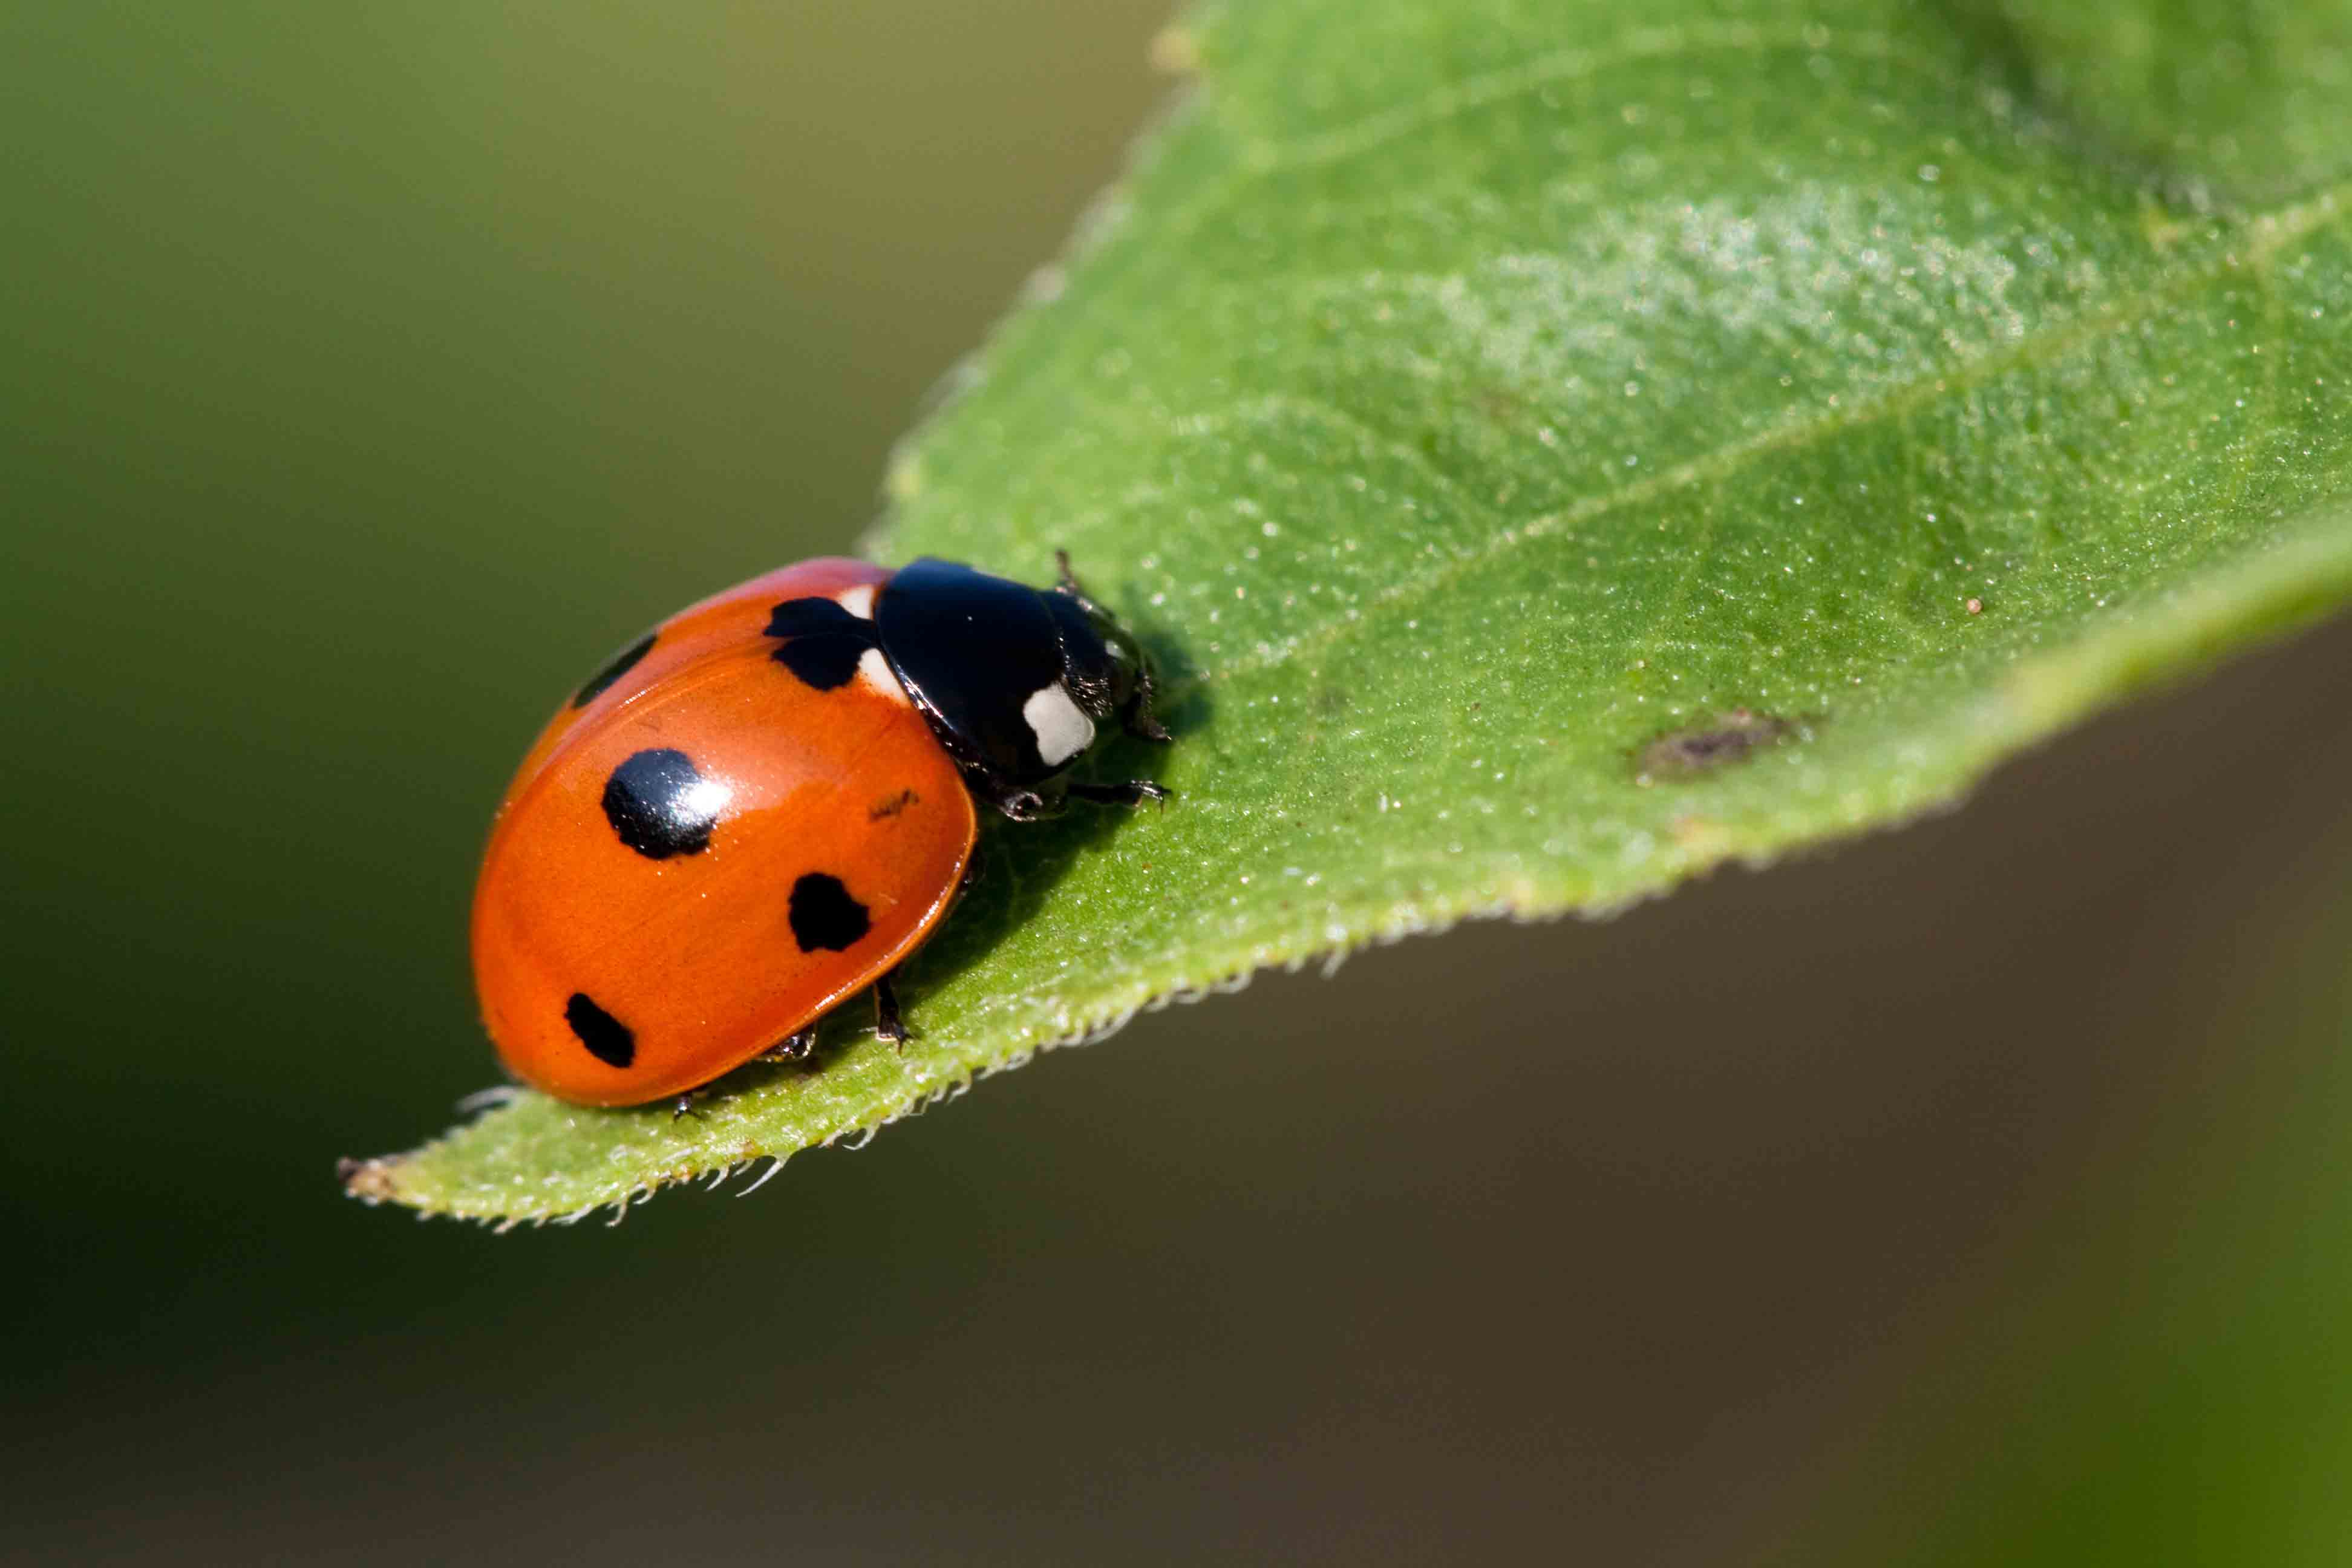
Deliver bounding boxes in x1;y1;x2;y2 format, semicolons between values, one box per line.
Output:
1168;181;2352;697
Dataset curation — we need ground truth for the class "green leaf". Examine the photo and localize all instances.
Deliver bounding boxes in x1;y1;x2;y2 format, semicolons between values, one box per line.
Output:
346;0;2352;1223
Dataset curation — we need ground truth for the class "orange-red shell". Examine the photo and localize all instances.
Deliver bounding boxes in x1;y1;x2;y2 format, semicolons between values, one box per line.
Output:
471;558;976;1105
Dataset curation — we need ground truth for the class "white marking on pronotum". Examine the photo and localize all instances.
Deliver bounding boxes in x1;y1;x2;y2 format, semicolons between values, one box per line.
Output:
858;647;912;707
1022;682;1095;766
835;583;877;619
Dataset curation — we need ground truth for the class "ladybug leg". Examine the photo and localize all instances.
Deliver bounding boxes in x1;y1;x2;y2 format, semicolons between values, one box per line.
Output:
1067;778;1171;809
872;970;913;1048
671;1091;705;1121
1053;549;1107;616
963;766;1055;822
1122;658;1173;744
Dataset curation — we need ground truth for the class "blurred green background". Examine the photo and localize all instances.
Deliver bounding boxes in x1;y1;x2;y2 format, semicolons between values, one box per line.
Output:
7;4;2351;1561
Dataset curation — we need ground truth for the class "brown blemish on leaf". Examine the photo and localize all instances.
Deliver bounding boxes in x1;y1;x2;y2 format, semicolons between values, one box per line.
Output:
1636;709;1799;782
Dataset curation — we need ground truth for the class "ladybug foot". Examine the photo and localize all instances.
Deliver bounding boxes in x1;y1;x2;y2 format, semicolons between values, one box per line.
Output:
756;1027;818;1065
996;788;1056;822
1067;779;1171;809
872;970;914;1051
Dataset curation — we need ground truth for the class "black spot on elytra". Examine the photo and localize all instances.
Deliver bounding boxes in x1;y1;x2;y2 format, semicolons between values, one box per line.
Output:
868;788;918;820
565;993;635;1068
572;632;657;708
789;872;871;953
771;635;869;691
765;597;863;638
602;747;721;859
766;596;876;692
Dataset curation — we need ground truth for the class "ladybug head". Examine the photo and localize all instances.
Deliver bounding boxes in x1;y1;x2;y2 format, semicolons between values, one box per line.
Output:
874;554;1171;814
1047;552;1169;743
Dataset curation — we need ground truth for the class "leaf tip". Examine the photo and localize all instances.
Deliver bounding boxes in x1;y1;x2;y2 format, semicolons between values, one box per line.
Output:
338;1153;407;1206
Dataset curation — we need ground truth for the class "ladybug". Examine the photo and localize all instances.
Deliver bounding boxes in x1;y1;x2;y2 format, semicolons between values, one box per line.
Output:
471;554;1171;1109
